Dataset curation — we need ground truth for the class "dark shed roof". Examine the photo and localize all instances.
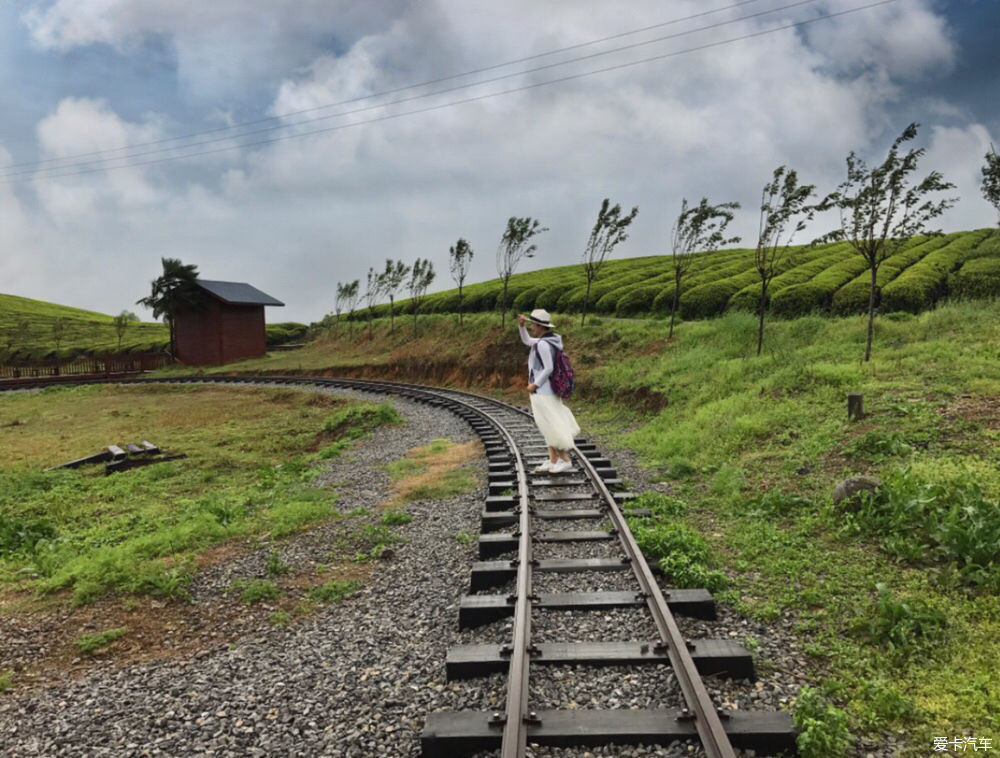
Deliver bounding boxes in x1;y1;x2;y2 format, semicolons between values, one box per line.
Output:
195;280;284;306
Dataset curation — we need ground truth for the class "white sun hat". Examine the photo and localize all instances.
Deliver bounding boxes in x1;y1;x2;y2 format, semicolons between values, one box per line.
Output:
526;308;555;328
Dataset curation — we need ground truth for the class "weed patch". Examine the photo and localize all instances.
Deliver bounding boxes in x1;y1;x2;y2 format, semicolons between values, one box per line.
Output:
380;509;412;526
628;505;726;592
0;672;12;693
306;579;363;604
230;578;280;605
857;583;947;655
76;626;127;655
836;466;1000;587
794;686;852;758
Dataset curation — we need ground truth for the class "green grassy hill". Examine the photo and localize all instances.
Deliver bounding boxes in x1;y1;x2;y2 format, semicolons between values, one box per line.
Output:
360;228;999;321
0;294;168;361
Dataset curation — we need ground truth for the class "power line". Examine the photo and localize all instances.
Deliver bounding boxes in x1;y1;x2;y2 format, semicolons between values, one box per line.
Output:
3;0;765;173
5;0;812;179
6;0;897;185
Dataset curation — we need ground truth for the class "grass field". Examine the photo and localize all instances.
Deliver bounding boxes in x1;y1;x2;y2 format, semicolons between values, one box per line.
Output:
0;293;169;360
179;299;999;755
0;384;402;603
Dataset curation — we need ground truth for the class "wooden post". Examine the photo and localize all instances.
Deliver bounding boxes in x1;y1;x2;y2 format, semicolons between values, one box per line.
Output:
848;392;864;421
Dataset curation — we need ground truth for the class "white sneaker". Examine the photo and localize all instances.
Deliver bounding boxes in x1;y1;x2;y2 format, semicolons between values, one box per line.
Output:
534;460;553;473
549;459;573;474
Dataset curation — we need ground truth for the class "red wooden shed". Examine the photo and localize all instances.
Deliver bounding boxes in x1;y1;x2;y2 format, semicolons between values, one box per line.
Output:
174;280;284;366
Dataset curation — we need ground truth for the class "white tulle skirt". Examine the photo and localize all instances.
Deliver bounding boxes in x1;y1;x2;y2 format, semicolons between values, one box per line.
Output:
529;393;581;451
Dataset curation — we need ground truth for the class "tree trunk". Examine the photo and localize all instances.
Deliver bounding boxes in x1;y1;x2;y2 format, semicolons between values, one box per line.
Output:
389;297;395;334
668;273;681;339
865;265;877;362
581;278;593;327
500;281;509;328
756;280;767;356
458;287;464;326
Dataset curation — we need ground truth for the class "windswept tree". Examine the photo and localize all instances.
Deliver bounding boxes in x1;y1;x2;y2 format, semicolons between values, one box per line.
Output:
408;258;436;334
667;198;740;338
112;311;138;353
449;238;474;325
335;280;360;335
380;259;411;334
496;216;547;328
581;198;638;326
822;123;957;361
52;318;67;356
363;267;384;339
136;257;201;359
983;143;1000;225
753;167;826;356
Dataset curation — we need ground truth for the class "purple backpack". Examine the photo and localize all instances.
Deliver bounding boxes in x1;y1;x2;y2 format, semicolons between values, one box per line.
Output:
535;337;575;399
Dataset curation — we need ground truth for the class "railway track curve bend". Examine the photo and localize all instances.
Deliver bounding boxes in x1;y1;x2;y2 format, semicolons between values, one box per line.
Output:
2;374;798;756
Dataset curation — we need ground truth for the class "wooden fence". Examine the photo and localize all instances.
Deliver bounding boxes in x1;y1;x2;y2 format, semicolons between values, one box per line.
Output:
0;352;170;381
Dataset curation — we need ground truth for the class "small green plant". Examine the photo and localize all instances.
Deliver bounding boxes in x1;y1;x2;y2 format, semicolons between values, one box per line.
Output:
0;671;13;693
859;583;947;654
845;430;913;460
385;458;424;480
269;610;292;626
334;523;404;562
76;627;127;656
746;490;813;518
626;492;687;519
631;521;727;592
793;686;852;758
307;578;363;604
454;530;476;544
231;578;280;605
265;549;289;577
380;509;413;526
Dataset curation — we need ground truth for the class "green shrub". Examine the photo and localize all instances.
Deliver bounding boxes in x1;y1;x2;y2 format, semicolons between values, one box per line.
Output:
231;578;280;605
307;578;363;604
631;521;726;591
770;282;832;318
380;509;412;526
746;491;813;517
625;492;688;519
266;549;289;577
794;686;852;758
679;279;743;319
512;287;542;312
77;627;128;655
265;322;308;346
836;466;1000;586
0;671;12;693
949;257;1000;299
614;285;663;316
533;284;567;311
844;431;913;460
859;583;947;654
0;514;58;556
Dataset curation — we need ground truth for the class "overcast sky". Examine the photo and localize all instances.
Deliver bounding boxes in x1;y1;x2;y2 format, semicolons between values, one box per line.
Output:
1;0;997;323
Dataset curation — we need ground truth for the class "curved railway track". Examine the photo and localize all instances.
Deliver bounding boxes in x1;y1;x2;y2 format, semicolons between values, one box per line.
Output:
1;374;797;756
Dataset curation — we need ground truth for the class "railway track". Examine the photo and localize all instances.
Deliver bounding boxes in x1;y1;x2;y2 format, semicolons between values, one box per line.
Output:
2;374;798;756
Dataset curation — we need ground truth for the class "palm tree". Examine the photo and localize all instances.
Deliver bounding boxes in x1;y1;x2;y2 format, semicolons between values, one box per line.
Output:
136;258;201;359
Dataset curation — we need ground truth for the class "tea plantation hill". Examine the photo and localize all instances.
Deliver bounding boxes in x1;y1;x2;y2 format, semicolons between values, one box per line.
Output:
367;228;1000;321
0;293;307;362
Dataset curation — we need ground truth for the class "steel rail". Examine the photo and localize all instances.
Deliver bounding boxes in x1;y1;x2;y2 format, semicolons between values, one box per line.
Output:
574;447;737;758
1;374;738;756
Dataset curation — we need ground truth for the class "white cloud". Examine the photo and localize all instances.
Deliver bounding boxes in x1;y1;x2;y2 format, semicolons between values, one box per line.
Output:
33;97;163;220
806;0;955;81
6;0;993;324
923;123;998;231
22;0;411;100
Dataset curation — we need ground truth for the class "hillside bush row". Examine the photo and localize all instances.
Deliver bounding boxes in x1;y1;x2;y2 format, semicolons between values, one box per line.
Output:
343;230;998;323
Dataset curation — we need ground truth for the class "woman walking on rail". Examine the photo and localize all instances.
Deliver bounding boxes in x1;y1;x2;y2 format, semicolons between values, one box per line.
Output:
518;309;580;474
